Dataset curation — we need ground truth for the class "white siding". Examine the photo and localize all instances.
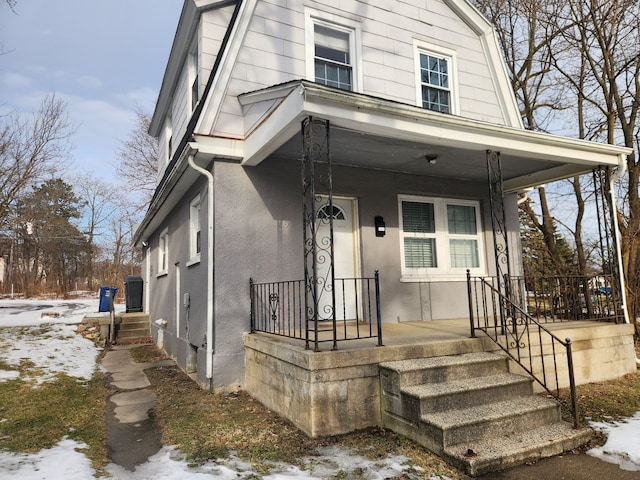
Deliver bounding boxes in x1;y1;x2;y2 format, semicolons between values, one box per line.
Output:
206;0;512;138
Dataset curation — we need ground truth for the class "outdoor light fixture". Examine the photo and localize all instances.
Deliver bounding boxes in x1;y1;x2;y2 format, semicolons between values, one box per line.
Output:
375;216;386;237
425;153;438;164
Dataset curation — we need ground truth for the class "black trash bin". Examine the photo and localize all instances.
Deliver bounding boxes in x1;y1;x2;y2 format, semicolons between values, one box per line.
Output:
124;275;144;313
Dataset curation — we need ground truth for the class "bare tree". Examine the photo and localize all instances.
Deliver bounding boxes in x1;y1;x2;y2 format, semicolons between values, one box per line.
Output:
0;94;74;223
115;109;159;208
74;172;120;291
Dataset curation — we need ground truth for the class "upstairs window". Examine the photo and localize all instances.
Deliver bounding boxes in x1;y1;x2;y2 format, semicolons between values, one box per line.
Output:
190;41;199;110
414;41;458;114
314;25;352;91
419;53;450;113
305;10;361;92
399;195;484;279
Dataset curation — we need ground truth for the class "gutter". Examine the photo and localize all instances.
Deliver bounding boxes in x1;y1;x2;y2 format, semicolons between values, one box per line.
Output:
186;144;216;383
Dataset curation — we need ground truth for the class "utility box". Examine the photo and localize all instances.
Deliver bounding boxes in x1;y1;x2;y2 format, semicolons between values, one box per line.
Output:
124;275;144;313
98;286;117;312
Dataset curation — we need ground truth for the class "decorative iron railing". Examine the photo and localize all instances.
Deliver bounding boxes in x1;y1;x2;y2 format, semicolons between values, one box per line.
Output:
507;274;623;324
467;273;580;428
250;272;382;351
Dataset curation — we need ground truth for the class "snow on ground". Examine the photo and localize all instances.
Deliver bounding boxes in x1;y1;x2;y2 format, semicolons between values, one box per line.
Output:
0;298;639;478
588;412;640;471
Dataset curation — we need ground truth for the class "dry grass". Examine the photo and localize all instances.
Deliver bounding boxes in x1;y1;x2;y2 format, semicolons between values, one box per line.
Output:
136;343;640;478
144;363;464;478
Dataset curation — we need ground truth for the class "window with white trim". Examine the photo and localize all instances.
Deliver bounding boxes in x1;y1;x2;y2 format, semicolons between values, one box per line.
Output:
189;195;201;264
399;195;484;279
165;114;172;166
158;228;169;277
305;10;361;92
414;41;458;114
189;41;199;110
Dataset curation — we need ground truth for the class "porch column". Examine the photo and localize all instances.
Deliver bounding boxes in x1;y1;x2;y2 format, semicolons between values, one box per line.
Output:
486;150;512;290
301;116;336;351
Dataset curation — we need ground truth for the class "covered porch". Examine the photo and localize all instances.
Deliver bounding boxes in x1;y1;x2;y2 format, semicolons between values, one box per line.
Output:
227;80;637;437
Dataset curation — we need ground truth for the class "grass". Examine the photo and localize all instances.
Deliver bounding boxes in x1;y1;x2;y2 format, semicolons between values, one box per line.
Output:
142;358;474;479
0;371;109;472
136;343;640;479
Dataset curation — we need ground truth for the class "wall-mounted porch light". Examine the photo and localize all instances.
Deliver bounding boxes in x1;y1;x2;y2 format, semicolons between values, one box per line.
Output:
375;216;386;237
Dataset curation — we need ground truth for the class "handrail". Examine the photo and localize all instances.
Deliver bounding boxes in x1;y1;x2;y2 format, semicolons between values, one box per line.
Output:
467;272;580;428
250;272;382;351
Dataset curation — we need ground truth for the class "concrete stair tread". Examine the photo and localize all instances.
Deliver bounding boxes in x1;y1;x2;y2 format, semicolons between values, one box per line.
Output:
380;352;502;373
443;422;592;476
404;372;531;398
423;395;558;429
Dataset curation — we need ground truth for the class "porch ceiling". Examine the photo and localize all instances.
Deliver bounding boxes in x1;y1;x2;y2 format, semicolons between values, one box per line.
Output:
237;81;631;193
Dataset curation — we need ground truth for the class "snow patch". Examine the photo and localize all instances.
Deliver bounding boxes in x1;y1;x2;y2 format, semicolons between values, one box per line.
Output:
588;413;640;471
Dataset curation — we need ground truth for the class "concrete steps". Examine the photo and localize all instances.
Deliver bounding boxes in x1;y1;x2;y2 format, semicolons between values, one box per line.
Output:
116;313;151;343
380;352;591;476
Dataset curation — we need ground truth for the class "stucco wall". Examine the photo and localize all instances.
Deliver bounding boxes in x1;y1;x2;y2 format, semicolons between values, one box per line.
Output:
208;156;520;388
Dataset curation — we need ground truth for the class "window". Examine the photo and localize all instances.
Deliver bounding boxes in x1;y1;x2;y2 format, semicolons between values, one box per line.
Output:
414;41;458;114
158;228;169;277
166;114;172;166
399;195;484;279
314;25;352;90
305;10;361;92
189;195;201;265
190;41;199;110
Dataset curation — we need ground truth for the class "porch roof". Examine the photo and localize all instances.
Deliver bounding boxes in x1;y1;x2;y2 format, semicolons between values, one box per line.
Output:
213;80;631;194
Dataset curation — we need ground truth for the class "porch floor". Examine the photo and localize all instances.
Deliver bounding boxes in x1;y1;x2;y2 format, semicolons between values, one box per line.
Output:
254;318;610;352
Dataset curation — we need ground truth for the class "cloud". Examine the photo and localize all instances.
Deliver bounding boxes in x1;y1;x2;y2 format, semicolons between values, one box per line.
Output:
114;87;159;113
1;72;33;88
76;75;103;89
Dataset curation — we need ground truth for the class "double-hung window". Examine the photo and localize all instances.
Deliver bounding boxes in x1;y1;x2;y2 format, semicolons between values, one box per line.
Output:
188;195;201;265
189;41;199;110
414;41;458;114
158;228;169;277
305;10;361;92
314;25;352;90
399;195;484;279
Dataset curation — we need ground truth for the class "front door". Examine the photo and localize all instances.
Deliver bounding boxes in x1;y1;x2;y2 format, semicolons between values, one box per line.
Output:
316;197;360;321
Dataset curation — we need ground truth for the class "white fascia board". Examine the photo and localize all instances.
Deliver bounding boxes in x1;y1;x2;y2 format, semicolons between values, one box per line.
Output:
192;134;245;160
299;85;630;166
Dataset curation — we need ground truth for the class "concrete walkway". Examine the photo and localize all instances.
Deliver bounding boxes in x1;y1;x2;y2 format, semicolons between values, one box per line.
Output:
101;345;174;471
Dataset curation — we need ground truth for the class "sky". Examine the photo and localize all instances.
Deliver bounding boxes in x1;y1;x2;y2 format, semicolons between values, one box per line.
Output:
0;0;183;183
0;299;639;478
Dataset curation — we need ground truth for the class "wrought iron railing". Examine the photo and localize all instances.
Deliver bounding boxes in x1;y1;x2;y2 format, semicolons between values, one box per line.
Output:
507;274;623;324
250;272;382;351
467;273;580;428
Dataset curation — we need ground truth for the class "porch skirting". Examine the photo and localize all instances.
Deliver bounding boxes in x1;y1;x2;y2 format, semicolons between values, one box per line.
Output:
243;321;636;437
243;331;491;437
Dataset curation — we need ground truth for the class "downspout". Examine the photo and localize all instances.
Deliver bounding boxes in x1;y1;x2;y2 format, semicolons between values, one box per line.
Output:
186;143;216;386
609;154;639;366
609;155;630;324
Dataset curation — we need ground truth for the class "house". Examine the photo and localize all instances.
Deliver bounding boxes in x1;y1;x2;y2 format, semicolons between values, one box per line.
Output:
134;0;637;474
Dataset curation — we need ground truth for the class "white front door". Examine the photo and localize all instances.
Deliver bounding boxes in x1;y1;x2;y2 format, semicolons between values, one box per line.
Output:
316;197;359;321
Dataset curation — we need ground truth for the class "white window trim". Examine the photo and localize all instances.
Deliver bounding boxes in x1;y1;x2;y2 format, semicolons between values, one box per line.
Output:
413;39;459;115
187;195;201;266
157;228;169;277
305;8;363;93
398;194;485;282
